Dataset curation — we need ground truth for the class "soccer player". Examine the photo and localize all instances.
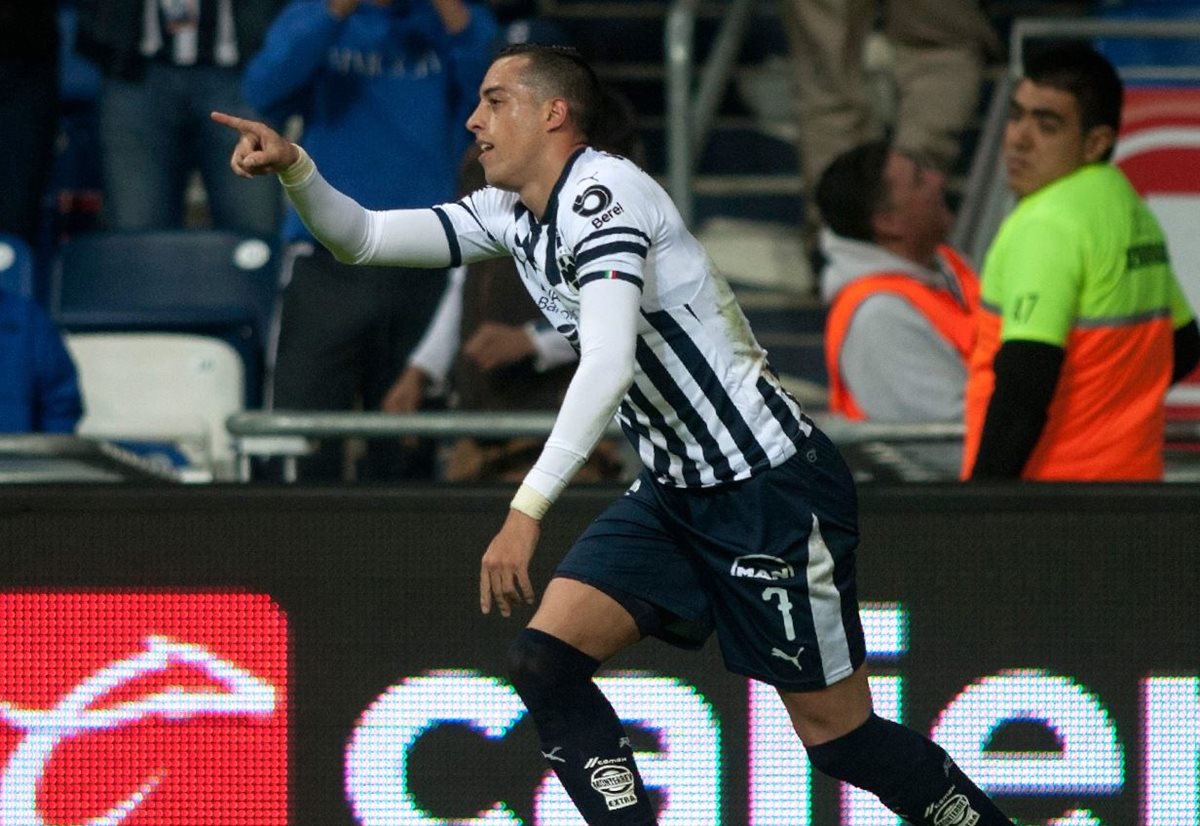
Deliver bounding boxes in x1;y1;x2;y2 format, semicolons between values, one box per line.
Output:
964;43;1199;480
214;44;1014;825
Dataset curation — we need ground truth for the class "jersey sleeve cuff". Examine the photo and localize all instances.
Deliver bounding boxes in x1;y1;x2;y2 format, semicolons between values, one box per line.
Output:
577;270;643;289
431;206;463;267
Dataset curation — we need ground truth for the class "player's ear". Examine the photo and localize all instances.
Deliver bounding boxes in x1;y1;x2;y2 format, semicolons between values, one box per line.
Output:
545;97;570;132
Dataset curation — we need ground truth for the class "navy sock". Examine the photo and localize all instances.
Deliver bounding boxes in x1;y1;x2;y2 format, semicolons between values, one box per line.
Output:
509;628;657;825
806;713;1015;825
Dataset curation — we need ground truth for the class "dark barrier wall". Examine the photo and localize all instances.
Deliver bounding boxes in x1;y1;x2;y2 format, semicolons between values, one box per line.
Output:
0;484;1197;826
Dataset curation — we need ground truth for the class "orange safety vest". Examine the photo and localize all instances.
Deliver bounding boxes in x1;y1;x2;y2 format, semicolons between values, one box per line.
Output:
825;245;980;420
961;308;1172;481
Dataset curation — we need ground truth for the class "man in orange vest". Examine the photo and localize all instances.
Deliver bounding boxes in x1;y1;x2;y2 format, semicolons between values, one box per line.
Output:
963;44;1199;480
817;140;980;421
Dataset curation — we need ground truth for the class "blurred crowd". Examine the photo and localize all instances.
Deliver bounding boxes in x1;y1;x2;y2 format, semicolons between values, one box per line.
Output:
1;0;1197;483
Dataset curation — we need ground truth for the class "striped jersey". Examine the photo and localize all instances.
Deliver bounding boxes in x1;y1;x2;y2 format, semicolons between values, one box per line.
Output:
432;146;810;488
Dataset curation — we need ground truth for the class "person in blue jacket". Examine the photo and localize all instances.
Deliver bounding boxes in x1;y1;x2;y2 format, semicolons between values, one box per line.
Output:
0;290;84;433
243;0;498;480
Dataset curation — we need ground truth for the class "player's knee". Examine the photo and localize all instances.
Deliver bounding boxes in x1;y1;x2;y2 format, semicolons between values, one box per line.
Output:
508;629;553;708
508;628;599;712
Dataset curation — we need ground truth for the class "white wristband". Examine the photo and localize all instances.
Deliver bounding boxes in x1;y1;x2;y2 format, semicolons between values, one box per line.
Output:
278;145;315;187
510;484;552;521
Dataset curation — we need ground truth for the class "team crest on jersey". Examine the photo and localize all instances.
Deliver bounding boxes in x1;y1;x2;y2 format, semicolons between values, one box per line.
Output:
555;230;577;285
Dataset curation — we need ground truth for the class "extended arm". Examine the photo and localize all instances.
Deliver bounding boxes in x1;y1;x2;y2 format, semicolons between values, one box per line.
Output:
278;147;453;267
211;113;453;267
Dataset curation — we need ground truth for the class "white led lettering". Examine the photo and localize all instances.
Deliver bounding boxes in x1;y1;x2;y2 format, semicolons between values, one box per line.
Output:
344;671;524;826
931;669;1124;804
1142;676;1199;826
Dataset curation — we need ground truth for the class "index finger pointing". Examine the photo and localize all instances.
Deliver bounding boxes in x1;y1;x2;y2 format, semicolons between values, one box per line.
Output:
211;111;260;135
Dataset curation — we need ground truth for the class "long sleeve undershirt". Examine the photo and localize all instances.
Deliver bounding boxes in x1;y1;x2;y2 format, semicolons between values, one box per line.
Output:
279;147;454;267
521;278;638;502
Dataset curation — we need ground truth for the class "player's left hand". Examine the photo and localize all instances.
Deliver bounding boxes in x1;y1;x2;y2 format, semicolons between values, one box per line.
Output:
480;509;540;617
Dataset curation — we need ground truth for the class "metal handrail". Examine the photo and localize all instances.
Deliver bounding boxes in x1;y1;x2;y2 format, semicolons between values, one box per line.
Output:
665;0;760;226
226;410;971;443
948;71;1013;258
665;0;699;225
227;410;606;440
226;409;968;481
1009;18;1200;73
226;410;1200;482
224;409;1200;448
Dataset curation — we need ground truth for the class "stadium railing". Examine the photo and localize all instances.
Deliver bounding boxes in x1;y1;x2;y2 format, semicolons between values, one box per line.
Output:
225;410;960;483
226;410;1200;484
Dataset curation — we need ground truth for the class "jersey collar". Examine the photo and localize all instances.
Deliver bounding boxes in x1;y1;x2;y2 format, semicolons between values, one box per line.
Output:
534;146;589;227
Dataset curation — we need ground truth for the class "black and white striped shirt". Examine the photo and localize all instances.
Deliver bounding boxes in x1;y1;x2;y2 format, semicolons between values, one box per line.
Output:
434;147;810;488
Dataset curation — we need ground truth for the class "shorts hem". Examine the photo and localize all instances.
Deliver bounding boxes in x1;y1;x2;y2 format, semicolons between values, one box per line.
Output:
551;570;710;650
723;660;861;693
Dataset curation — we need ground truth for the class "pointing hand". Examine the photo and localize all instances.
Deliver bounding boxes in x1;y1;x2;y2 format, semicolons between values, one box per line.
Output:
211;111;300;178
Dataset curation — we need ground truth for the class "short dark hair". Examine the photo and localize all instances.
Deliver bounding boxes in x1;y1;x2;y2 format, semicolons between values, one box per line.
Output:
1024;42;1123;157
494;43;604;139
815;140;891;242
593;85;645;166
457;83;644;195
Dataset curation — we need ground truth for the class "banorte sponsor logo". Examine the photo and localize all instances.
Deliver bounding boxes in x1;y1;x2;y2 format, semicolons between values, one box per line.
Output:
0;593;288;826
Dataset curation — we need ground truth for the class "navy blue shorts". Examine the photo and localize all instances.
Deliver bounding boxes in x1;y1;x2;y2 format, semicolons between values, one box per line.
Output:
556;426;866;692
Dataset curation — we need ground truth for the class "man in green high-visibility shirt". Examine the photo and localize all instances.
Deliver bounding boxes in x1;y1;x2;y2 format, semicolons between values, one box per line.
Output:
963;43;1200;480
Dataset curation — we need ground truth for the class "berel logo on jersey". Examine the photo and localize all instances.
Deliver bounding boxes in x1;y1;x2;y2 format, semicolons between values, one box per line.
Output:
572;184;613;217
0;593;288;826
572;184;626;228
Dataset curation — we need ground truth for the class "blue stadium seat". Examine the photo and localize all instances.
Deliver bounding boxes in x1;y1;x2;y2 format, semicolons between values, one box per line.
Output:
50;230;278;405
0;234;35;299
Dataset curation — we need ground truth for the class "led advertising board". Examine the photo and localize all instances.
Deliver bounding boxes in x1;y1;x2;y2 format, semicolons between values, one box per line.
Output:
0;485;1195;825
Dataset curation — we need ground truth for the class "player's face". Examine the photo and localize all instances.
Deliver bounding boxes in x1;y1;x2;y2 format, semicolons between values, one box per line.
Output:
878;150;952;245
1003;79;1112;198
466;56;547;192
